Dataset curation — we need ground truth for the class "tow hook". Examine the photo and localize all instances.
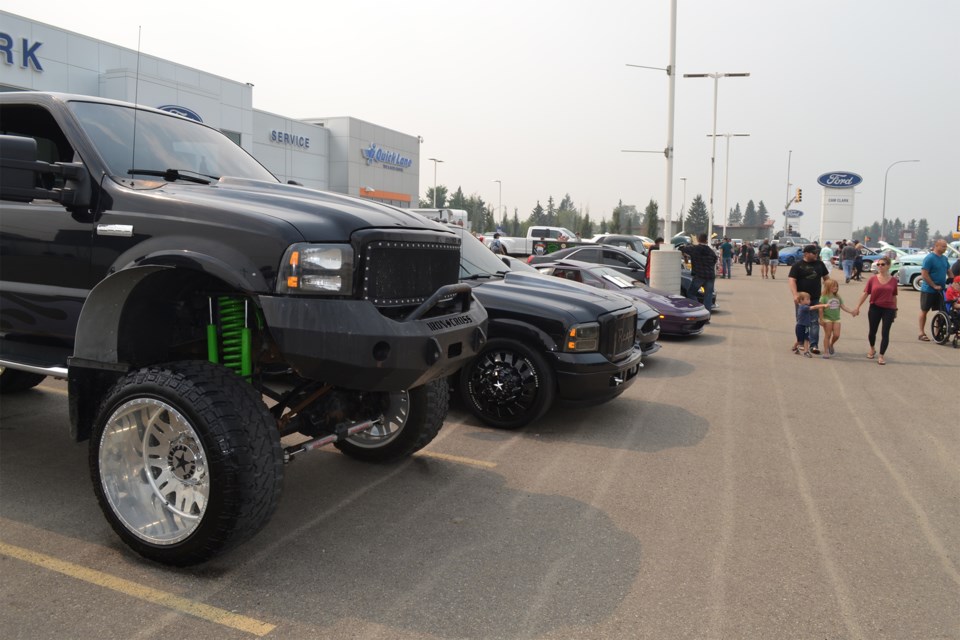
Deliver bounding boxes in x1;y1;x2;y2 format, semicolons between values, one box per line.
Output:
283;416;383;463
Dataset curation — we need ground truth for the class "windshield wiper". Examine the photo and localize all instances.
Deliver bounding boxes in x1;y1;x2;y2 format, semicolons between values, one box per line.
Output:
127;168;217;184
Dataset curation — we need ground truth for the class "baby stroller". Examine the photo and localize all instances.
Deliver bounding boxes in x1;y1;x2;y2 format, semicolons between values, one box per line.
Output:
931;290;960;348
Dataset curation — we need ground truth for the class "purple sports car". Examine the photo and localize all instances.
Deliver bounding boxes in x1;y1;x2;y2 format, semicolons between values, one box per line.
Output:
536;260;711;336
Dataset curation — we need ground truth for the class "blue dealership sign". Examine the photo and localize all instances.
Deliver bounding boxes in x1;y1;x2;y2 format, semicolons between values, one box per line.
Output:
157;105;203;123
783;209;804;218
817;172;862;188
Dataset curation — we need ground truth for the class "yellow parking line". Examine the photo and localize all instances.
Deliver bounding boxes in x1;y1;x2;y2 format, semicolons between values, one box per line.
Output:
417;450;497;468
0;541;275;637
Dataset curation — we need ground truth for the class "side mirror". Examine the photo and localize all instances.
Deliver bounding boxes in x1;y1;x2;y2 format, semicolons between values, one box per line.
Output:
0;135;91;208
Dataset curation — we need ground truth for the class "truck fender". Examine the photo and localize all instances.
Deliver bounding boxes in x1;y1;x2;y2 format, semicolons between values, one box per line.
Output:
113;241;271;293
486;318;559;352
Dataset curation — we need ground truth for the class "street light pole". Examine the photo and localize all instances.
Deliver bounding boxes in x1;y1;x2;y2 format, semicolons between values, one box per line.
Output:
881;159;919;243
679;177;687;233
707;133;750;237
428;157;444;208
683;71;750;240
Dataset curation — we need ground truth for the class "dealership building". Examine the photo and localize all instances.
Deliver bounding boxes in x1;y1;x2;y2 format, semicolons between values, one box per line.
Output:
0;11;420;208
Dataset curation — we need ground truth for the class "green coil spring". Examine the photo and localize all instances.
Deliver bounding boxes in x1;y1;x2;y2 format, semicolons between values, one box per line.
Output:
207;296;252;379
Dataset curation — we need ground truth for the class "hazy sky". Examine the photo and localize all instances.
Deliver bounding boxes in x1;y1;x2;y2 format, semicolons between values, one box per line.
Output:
5;1;958;239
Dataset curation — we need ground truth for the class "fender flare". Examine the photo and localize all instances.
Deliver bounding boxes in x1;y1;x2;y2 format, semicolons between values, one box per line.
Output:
486;318;559;353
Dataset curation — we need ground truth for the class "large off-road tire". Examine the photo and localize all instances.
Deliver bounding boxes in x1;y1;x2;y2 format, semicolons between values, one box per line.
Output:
334;379;448;463
90;361;283;566
0;367;46;394
459;338;556;429
931;311;951;345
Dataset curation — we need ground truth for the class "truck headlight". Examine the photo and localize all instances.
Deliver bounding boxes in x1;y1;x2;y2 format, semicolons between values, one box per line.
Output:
277;243;354;295
564;322;599;352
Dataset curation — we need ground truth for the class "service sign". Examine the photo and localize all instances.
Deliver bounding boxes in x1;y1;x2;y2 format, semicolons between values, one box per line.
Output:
817;172;862;188
783;209;804;218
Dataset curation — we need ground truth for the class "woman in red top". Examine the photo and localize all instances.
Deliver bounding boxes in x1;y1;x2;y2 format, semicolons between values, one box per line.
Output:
853;258;898;365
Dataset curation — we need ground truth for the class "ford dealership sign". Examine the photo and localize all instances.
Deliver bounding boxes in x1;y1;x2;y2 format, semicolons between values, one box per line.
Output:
817;172;862;188
157;105;203;123
783;209;804;218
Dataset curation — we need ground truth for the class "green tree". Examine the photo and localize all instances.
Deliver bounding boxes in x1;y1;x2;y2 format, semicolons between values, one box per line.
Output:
644;199;659;237
447;186;468;209
757;200;769;224
579;212;594;239
420;185;448;208
511;209;521;236
728;203;743;226
599;219;608;234
529;201;546;225
545;196;557;226
743;200;758;226
686;195;709;235
916;218;929;247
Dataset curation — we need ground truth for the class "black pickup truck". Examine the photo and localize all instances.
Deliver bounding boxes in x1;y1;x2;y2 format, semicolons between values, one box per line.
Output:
442;225;649;429
0;92;487;565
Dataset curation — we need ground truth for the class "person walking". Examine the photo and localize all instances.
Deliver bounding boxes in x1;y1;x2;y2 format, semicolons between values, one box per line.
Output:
758;239;771;279
852;245;865;281
852;257;898;365
680;232;718;311
788;245;830;354
792;292;826;357
820;241;835;274
917;238;950;341
769;242;780;279
740;242;756;276
719;237;734;279
817;277;854;358
840;241;859;283
489;233;507;255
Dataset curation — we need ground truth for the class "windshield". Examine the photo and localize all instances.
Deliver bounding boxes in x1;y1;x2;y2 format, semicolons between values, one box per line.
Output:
448;226;514;278
69;101;278;186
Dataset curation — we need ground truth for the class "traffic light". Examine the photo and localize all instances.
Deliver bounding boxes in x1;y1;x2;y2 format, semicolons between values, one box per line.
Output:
796;188;802;203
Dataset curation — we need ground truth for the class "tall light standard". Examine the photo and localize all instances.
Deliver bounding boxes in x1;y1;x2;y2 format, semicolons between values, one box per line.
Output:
683;71;750;239
428;157;444;207
707;133;750;237
881;159;919;242
493;179;502;224
679;177;687;233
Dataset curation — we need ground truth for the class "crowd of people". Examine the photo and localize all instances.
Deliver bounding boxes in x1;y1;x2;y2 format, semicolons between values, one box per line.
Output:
679;234;960;365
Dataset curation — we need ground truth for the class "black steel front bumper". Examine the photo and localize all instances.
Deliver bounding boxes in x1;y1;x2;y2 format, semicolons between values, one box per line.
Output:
259;284;488;392
550;346;644;405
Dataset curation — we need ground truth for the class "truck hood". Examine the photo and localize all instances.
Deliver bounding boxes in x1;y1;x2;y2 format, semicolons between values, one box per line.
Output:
468;271;651;321
153;177;445;241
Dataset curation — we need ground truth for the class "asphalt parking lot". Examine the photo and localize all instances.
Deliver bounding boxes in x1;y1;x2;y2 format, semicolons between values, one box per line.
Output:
1;268;958;640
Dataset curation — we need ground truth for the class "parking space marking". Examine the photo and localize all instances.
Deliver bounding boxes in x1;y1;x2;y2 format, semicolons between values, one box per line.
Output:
416;450;497;468
0;541;276;637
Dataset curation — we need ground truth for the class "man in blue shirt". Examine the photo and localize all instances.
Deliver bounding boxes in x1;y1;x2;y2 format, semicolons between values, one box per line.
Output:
719;238;734;279
918;239;950;341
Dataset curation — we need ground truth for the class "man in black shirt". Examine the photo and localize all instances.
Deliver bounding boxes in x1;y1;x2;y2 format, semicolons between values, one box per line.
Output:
788;244;830;354
680;233;718;311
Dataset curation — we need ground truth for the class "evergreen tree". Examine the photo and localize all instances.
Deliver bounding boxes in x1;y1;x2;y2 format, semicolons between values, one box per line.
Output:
743;200;758;226
610;200;623;234
916;219;929;247
447;187;468;209
600;219;608;234
757;200;769;224
728;203;743;226
579;213;594;239
546;196;557;226
529;201;546;225
644;200;659;237
686;195;709;235
420;185;448;208
511;209;521;236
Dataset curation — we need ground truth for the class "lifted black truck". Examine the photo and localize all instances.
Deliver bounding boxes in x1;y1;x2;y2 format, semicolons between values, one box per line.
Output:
0;92;487;565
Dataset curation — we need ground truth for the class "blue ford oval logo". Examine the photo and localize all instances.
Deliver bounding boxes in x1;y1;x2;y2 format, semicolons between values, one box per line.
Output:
817;172;862;188
157;105;203;123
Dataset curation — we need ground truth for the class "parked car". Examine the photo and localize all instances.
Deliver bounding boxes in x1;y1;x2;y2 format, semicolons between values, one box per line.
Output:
446;225;646;429
536;261;711;336
775;245;804;266
590;234;654;253
527;244;718;307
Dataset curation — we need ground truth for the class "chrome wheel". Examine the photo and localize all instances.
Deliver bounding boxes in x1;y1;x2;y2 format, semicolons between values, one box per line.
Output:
912;275;924;292
344;391;409;449
99;398;209;546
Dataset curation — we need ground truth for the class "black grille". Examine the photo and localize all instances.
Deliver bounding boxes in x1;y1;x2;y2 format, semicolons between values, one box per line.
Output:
362;240;460;306
600;308;638;361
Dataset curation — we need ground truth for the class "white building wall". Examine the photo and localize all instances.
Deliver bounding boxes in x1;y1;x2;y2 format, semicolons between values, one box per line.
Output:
252;110;328;189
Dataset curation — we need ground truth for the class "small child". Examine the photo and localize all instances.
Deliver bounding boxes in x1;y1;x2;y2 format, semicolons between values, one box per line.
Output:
946;275;960;311
793;292;827;357
818;278;855;358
